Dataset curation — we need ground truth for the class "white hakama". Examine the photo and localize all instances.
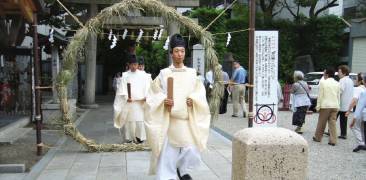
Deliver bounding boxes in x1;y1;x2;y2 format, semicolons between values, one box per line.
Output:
113;70;151;142
156;139;201;180
124;101;146;141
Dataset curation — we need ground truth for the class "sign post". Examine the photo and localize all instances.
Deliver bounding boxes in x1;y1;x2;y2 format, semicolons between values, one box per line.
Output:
192;44;205;76
248;0;255;127
252;31;279;127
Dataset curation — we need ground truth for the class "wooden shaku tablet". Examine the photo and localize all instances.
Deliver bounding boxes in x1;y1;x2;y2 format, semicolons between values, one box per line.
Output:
167;77;173;112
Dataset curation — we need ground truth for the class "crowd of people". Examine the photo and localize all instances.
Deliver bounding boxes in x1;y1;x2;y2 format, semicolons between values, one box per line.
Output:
290;65;366;152
110;33;366;180
205;61;249;117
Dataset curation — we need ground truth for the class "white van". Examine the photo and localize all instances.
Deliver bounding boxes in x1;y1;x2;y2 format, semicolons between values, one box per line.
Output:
303;72;357;111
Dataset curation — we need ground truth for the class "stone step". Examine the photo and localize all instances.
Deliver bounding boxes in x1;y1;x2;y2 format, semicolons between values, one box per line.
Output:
0;116;29;137
0;164;25;173
0;173;27;180
0;128;32;145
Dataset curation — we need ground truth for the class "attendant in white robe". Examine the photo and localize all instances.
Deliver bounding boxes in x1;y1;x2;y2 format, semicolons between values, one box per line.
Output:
113;54;152;143
145;34;211;180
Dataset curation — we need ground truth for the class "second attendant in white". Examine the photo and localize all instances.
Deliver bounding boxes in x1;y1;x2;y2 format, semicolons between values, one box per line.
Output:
113;54;152;143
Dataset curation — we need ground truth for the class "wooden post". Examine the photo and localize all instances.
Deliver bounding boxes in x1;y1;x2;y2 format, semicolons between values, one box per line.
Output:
127;83;131;100
33;13;42;156
248;0;256;128
167;77;173;112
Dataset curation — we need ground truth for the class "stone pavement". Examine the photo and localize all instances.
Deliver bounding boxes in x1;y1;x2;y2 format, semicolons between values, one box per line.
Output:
213;103;366;180
1;101;232;180
2;99;366;179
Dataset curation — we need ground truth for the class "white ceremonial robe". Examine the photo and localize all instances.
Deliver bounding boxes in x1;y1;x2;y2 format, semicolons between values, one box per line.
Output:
156;139;201;180
113;70;152;141
145;65;211;175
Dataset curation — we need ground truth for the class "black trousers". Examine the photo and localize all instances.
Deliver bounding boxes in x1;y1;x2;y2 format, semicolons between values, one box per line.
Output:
292;106;308;127
337;111;348;136
364;121;366;144
219;85;229;114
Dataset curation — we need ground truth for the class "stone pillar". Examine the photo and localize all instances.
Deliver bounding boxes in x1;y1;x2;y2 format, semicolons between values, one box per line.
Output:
51;45;60;103
168;20;180;64
192;44;205;75
81;3;98;109
232;127;308;180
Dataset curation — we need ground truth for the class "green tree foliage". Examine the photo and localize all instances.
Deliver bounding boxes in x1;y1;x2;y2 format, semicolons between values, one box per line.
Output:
188;5;345;81
225;4;261;69
302;15;346;70
292;0;339;18
189;7;227;61
136;41;168;77
357;0;366;18
199;0;225;7
258;0;282;24
269;19;298;80
226;17;249;68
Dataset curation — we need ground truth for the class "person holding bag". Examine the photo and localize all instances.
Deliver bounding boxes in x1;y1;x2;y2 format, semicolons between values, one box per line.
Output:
291;71;312;134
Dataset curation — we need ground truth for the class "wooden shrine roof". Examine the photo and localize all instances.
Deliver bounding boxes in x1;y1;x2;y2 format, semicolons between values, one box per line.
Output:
0;0;46;23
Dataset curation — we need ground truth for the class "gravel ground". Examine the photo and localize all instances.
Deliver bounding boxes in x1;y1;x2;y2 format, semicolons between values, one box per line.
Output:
213;103;366;180
0;109;81;172
0;130;62;172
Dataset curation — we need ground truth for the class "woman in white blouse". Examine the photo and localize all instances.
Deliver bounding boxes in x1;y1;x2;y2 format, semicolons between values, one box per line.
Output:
291;71;312;134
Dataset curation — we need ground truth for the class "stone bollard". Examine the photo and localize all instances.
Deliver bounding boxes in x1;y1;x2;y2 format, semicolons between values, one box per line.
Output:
232;127;308;180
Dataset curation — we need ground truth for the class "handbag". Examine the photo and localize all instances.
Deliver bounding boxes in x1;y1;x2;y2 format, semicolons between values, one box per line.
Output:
298;82;311;100
298;82;312;108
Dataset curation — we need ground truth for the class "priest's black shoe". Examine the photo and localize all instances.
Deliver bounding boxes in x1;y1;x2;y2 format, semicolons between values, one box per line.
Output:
135;137;144;144
353;145;365;152
181;174;193;180
177;169;193;180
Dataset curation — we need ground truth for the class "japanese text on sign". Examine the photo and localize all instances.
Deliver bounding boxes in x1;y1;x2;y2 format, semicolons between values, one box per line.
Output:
253;31;279;127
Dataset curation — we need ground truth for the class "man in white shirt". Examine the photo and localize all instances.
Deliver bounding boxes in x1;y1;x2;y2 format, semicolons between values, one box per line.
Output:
337;65;354;139
346;73;366;152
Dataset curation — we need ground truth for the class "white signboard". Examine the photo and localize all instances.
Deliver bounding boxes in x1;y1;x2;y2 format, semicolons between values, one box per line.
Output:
192;44;205;76
253;31;279;127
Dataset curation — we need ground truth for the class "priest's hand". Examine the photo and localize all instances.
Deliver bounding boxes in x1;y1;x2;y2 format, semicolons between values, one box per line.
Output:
186;98;193;107
164;98;174;107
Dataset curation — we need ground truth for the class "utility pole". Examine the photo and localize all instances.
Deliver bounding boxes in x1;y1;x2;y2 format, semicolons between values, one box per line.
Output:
33;13;42;155
248;0;255;127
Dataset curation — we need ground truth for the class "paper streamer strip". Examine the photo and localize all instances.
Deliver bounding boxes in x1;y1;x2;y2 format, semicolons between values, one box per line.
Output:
163;37;170;50
122;29;128;40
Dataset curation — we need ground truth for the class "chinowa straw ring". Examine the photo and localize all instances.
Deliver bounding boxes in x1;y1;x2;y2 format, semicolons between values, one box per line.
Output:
56;0;223;152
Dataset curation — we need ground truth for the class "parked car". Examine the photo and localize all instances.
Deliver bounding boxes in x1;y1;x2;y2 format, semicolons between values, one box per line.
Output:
303;72;357;112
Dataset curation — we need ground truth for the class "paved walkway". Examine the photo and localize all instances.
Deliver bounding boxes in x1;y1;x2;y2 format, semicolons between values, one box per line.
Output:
213;103;366;180
7;102;232;180
2;100;365;179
